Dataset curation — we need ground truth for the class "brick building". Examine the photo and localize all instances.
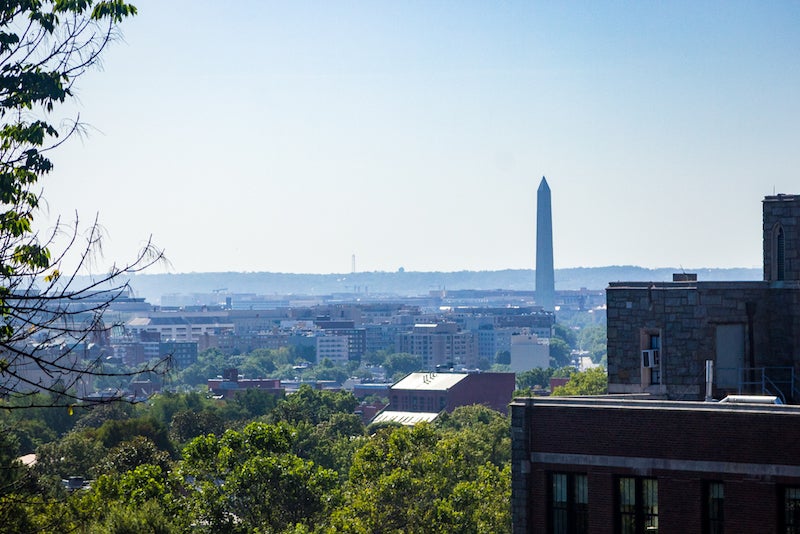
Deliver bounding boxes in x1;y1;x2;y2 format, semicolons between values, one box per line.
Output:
207;368;284;397
386;371;515;415
607;194;800;401
510;396;800;533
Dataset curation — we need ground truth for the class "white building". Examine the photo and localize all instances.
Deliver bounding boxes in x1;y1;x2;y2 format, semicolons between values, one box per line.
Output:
316;334;349;364
509;331;550;372
127;314;234;342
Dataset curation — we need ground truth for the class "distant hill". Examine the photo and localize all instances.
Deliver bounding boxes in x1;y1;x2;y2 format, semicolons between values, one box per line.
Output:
108;266;762;305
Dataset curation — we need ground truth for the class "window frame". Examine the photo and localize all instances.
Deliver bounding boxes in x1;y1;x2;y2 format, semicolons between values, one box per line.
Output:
616;476;658;534
782;486;800;534
548;472;588;534
703;481;724;534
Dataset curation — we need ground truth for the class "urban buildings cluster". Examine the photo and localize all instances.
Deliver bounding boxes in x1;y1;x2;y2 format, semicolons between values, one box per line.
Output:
122;298;557;372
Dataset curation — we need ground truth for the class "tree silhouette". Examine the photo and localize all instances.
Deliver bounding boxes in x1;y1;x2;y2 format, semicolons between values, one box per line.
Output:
0;1;168;410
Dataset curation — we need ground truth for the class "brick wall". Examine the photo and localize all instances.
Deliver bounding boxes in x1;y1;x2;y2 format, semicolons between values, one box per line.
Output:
512;397;800;533
449;373;515;414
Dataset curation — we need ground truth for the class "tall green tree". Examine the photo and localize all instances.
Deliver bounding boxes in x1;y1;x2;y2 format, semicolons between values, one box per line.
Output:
383;352;422;380
516;367;555;390
551;367;608;396
331;420;511;533
0;0;166;411
180;421;338;533
269;384;357;426
553;323;578;349
548;337;573;368
34;429;105;480
578;324;608;363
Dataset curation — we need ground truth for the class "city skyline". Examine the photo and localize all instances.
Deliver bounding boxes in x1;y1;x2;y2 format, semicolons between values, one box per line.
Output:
38;1;800;274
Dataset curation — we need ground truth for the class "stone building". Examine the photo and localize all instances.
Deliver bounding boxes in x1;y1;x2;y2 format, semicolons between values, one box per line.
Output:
606;194;800;401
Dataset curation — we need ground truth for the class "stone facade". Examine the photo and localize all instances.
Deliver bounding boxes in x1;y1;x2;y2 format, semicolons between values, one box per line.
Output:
764;194;800;282
607;194;800;401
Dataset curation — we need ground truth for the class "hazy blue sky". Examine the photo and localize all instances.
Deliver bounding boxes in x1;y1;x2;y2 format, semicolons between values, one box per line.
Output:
41;1;800;274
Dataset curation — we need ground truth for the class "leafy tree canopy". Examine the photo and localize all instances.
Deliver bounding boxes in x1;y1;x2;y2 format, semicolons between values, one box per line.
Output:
383;352;422;381
553;323;578;349
269;384;357;426
516;367;555;389
548;337;573;368
551;367;608;396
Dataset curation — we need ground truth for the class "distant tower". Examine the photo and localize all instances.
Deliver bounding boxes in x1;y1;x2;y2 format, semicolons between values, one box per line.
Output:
535;177;555;311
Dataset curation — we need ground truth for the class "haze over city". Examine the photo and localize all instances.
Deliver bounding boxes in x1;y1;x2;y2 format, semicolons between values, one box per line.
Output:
41;1;800;274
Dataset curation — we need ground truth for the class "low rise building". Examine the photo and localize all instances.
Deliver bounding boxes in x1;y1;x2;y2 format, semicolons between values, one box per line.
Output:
509;331;550;372
511;396;800;533
207;368;283;397
316;334;349;364
387;371;515;415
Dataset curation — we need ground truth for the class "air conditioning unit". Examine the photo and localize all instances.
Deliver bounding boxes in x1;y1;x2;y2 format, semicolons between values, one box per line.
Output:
641;349;660;368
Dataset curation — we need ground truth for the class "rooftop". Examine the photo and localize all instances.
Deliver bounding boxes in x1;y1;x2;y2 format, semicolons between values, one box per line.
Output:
391;372;469;391
511;395;800;416
371;411;440;426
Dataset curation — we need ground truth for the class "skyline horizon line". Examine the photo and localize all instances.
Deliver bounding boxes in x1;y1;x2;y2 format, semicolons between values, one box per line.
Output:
121;264;764;276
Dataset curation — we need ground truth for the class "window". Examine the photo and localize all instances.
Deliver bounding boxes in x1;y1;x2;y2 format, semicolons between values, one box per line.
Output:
704;482;723;534
649;335;661;385
550;472;588;534
617;477;658;534
783;487;800;533
640;330;662;387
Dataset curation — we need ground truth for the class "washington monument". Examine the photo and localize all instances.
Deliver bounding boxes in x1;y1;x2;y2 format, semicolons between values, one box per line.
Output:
535;177;555;311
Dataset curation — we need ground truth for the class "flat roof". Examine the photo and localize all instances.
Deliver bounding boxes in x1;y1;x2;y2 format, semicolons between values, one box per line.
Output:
391;372;468;391
764;194;798;202
510;395;800;416
371;411;440;426
607;281;770;290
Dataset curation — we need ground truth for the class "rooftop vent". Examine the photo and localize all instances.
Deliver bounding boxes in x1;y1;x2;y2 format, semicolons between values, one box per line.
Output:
718;395;782;405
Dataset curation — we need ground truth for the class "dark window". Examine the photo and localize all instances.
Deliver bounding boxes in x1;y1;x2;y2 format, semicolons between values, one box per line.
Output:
783;487;800;533
550;472;588;534
617;477;658;534
704;481;724;534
